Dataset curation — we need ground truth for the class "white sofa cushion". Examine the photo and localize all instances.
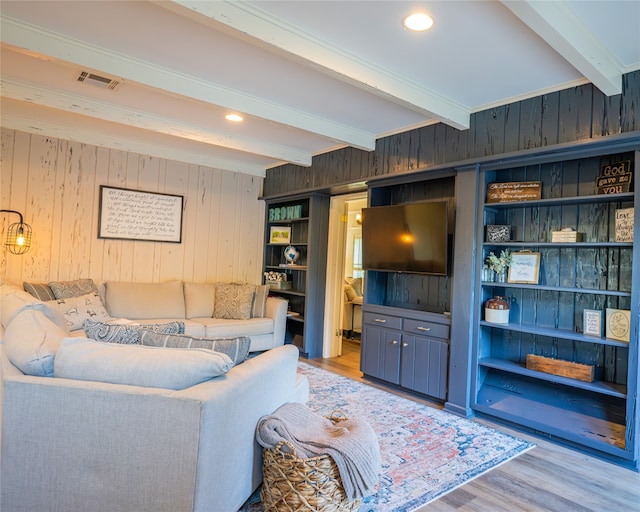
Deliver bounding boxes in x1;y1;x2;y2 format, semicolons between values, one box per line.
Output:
105;280;186;319
196;317;274;338
1;287;68;330
3;308;68;376
184;282;215;319
54;337;233;390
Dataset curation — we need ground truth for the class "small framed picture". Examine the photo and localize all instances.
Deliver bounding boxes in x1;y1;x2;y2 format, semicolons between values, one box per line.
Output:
486;225;511;243
269;226;291;244
508;251;540;284
583;309;604;337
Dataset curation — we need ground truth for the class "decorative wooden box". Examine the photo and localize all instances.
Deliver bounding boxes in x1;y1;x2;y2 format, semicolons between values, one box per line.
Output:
525;354;594;383
551;230;583;242
266;280;292;290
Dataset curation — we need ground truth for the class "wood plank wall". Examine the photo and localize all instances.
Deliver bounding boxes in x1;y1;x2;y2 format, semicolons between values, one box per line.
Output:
0;129;265;286
264;71;640;197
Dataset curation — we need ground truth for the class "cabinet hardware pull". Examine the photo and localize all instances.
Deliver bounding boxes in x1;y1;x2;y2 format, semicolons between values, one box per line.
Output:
402;343;408;347
391;340;398;345
374;318;387;323
417;326;431;331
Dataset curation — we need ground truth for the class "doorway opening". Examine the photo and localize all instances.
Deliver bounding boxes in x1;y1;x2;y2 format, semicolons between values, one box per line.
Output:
322;192;367;360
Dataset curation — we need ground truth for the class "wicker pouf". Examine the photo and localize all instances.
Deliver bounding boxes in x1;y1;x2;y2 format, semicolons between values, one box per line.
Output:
261;440;361;512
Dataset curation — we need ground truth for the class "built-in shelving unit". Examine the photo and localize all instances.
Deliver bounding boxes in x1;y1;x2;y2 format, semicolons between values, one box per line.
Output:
263;193;329;358
473;144;639;467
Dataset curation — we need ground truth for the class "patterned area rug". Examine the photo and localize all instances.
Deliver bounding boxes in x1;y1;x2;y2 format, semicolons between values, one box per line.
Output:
240;362;534;512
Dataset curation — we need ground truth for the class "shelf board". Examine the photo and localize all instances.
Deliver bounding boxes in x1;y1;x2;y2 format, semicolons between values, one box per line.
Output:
266;242;308;247
286;315;305;323
479;357;627;398
265;264;307;271
268;288;305;297
267;217;309;224
482;241;633;248
479;320;630;347
481;281;632;297
475;384;628;457
483;192;633;209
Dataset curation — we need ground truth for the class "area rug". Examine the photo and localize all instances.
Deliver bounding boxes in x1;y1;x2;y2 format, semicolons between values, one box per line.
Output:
240;362;534;512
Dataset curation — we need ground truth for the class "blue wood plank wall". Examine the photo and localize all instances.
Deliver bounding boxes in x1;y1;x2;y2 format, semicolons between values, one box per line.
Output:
263;71;640;197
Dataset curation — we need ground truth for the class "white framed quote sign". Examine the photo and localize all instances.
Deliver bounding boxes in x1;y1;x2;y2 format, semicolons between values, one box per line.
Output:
98;186;184;243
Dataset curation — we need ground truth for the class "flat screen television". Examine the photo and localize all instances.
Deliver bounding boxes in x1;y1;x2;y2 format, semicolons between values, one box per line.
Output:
362;201;449;275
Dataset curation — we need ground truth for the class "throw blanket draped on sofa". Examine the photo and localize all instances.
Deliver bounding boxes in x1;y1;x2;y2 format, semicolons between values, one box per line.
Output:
256;402;381;500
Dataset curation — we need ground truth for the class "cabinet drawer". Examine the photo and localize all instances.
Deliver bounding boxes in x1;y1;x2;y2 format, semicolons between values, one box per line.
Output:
403;318;449;339
363;312;402;330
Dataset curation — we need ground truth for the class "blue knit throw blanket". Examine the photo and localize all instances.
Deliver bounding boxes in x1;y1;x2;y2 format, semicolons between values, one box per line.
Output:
256;402;381;501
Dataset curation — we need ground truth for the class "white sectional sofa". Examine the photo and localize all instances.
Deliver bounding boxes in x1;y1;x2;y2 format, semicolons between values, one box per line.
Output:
0;281;308;512
24;279;288;352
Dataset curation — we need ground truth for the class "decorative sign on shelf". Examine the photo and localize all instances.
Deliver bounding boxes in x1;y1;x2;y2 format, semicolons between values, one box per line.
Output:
507;251;540;284
606;308;631;342
486;181;542;203
583;309;604;337
485;225;511;243
595;160;632;195
268;204;303;221
615;207;634;242
98;186;183;243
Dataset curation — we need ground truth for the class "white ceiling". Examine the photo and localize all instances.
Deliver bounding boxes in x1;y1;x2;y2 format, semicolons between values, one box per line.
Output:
1;1;639;177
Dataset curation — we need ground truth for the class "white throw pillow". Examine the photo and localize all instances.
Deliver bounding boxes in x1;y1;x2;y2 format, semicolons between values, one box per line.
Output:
54;338;233;390
48;292;110;331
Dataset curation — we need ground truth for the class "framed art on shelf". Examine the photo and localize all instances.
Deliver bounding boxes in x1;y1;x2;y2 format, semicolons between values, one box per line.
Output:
269;226;291;244
583;309;604;337
507;251;540;284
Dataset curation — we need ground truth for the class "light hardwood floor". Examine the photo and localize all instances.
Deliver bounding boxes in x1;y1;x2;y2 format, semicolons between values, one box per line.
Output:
305;340;640;512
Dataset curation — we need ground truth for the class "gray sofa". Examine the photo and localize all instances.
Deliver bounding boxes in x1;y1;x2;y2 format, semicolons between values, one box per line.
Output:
0;282;309;512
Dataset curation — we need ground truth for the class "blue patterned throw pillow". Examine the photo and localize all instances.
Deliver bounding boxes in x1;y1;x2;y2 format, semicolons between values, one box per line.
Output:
84;319;185;344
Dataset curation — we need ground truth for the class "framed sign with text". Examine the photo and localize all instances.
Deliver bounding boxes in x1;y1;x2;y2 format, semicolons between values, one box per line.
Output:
507;251;540;284
98;186;183;243
486;181;542;203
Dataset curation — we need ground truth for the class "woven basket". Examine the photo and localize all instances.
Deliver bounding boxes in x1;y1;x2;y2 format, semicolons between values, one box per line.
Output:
261;412;361;512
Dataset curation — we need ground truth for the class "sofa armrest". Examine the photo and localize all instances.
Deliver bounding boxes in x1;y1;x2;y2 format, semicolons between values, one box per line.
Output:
265;296;287;348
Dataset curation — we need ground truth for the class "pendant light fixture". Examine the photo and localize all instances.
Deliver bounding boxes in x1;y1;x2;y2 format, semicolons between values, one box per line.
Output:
0;209;32;255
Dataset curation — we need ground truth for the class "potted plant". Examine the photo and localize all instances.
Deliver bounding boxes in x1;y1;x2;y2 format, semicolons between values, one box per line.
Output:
486;250;511;282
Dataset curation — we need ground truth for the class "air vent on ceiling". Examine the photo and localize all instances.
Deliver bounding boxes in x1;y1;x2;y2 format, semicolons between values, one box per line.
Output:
76;71;121;90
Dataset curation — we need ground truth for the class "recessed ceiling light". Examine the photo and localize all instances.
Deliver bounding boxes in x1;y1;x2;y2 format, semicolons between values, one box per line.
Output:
225;113;243;122
402;12;434;32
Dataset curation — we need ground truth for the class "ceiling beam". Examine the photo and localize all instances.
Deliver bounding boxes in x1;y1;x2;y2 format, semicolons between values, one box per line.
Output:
1;16;376;152
1;111;268;177
164;0;471;130
1;78;313;166
502;0;622;96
